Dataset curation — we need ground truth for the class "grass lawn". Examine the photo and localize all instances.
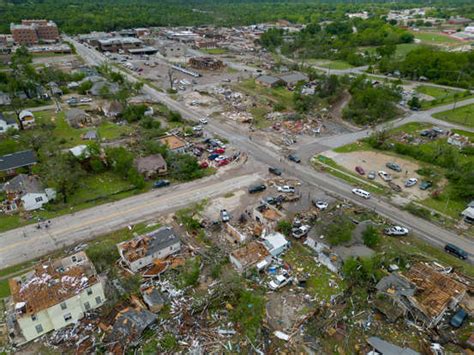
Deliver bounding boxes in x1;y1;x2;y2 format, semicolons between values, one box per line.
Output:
311;59;354;70
394;43;419;59
201;48;228;55
415;85;473;110
414;31;461;45
421;188;469;219
284;242;345;301
452;129;474;139
0;279;10;298
433;103;474;128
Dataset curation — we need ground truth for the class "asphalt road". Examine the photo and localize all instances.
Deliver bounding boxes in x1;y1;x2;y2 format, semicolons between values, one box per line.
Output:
1;38;471;267
0;170;262;267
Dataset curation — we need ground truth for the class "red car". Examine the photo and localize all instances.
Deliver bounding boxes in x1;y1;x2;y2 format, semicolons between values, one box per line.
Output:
213;148;225;154
355;166;365;175
217;159;229;167
199;161;209;169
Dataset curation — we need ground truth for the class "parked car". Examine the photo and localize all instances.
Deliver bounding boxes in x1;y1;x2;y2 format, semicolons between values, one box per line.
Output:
217;159;229;167
384;225;409;236
378;171;392;181
213;148;225;154
79;97;92;103
192;125;203;132
386;162;402;172
432;127;444;134
268;273;292;290
220;209;230;222
445;243;468;260
199;118;208;124
405;178;418;187
450;309;468;328
268;167;282;176
153;179;170;188
313;200;328;210
367;171;376;180
355;166;365;175
288;154;301;163
215;155;228;162
277;185;295;193
208;153;219;161
199;161;209;169
248;184;266;194
419;181;432;190
292;225;311;239
352;188;371;199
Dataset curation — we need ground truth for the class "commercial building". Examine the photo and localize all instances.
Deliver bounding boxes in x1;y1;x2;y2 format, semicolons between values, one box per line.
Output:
10;20;59;45
97;37;143;53
7;252;106;344
189;57;224;71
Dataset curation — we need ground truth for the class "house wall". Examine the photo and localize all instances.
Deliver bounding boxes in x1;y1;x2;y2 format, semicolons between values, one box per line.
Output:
229;254;244;272
22;192;49;211
17;281;106;342
128;241;181;272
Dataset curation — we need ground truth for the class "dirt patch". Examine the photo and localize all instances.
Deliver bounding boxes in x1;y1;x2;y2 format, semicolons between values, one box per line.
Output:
266;290;314;331
325;150;436;200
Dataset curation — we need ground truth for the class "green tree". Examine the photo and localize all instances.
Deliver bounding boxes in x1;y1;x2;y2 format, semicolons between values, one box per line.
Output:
276;219;292;237
167;153;204;181
407;96;421;110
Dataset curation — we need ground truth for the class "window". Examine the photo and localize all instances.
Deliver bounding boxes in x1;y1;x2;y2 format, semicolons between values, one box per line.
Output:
31;314;37;322
60;302;67;310
84;302;91;311
71;255;77;262
64;313;72;322
87;288;93;296
35;196;43;203
35;324;43;334
95;296;102;305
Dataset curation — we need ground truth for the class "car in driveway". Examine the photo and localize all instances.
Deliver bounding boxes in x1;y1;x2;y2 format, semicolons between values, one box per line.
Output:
352;188;371;199
386;162;402;172
153;179;170;188
192;125;203;132
217;159;229;167
208;153;219;161
378;171;392;181
405;178;418;187
419;181;432;190
199;118;208;124
355;166;365;175
277;185;295;193
268;167;282;176
220;209;230;222
213;148;225;154
292;225;311;238
288;154;301;163
313;200;329;210
384;225;409;236
268;273;292;291
248;184;266;194
80;97;92;103
367;171;376;180
450;309;468;328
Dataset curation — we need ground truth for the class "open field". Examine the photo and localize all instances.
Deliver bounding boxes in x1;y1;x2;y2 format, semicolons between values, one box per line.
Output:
433;103;474;128
414;31;462;45
310;59;354;70
416;85;473;110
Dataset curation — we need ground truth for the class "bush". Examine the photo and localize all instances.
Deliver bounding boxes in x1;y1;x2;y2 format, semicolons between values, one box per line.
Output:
362;225;380;248
276;219;292;237
325;216;354;245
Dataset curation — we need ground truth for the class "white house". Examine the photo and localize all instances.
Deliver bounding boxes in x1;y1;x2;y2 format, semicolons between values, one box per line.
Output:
263;232;290;257
0;114;19;133
7;252;106;344
117;227;181;272
2;174;55;212
229;241;271;273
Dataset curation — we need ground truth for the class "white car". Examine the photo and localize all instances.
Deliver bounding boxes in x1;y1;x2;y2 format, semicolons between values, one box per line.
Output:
80;97;92;103
268;273;292;290
405;178;418;187
220;209;230;222
192;125;203;131
384;225;409;236
378;170;393;181
352;188;371;199
313;200;328;210
199;118;208;124
277;185;295;193
292;225;311;239
214;155;228;162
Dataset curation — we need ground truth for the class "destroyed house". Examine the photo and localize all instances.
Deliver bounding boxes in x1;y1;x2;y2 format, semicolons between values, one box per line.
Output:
229;241;271;273
117;227;181;272
376;263;467;328
189;56;224;70
7;252;106;344
253;204;285;230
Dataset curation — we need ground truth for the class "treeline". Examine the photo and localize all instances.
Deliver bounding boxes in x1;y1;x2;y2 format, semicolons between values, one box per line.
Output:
379;47;474;88
0;0;473;34
261;18;414;66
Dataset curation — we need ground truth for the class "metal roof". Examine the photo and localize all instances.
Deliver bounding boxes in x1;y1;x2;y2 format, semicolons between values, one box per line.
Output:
0;150;37;172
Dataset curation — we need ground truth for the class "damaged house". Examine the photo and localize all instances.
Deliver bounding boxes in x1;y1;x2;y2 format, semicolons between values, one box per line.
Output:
229;241;271;273
117;226;181;273
134;154;167;179
7;252;106;344
375;263;467;328
2;174;55;212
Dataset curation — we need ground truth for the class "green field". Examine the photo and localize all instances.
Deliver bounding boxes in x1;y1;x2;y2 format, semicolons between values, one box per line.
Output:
202;48;228;55
311;59;354;70
414;32;461;45
433;103;474;127
394;43;420;59
415;85;473;110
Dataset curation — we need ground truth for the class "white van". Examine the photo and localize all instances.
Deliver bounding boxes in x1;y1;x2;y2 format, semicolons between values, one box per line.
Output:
352;188;371;199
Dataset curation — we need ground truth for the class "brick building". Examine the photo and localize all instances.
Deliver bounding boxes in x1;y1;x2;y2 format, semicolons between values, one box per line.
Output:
10;20;59;45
